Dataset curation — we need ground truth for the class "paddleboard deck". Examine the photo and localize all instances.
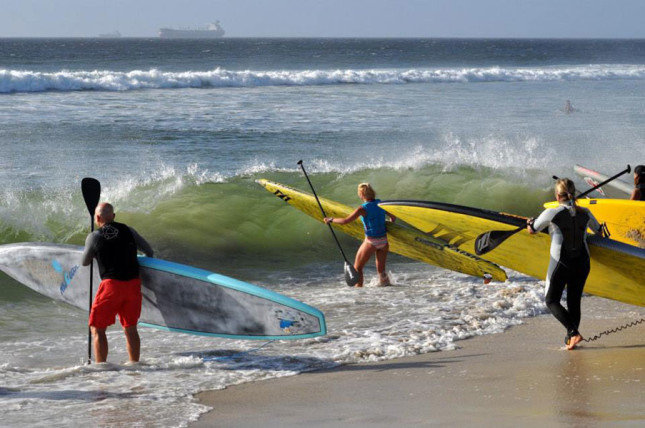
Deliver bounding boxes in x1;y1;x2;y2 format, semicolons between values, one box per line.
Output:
0;242;326;340
544;199;645;248
574;164;632;198
379;201;645;307
257;179;507;282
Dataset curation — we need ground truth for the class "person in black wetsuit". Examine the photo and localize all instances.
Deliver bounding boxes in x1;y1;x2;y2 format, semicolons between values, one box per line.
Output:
81;202;154;363
527;178;604;350
631;165;645;201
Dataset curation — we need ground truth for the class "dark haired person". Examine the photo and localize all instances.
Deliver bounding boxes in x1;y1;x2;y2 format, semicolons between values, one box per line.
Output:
631;165;645;201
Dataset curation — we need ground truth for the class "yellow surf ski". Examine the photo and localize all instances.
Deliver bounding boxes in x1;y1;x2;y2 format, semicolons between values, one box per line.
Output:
257;179;507;282
544;199;645;248
379;200;645;307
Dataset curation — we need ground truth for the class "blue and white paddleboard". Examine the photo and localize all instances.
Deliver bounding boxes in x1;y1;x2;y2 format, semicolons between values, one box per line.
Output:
0;243;326;340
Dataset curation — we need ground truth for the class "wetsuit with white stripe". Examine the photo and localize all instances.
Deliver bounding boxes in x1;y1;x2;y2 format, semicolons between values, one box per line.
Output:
531;202;602;338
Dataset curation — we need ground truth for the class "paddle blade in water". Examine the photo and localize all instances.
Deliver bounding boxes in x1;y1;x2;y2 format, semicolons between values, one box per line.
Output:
344;262;360;287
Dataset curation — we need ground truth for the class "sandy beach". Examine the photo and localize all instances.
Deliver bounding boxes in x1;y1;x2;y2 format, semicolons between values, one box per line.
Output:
193;296;644;427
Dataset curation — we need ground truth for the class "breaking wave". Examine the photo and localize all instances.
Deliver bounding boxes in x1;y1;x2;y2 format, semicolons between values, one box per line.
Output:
3;65;645;93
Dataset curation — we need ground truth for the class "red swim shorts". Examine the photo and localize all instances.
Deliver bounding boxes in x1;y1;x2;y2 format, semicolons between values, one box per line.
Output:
89;278;142;329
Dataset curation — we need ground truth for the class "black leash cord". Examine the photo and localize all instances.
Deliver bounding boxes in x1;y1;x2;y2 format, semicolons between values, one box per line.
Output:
583;318;645;343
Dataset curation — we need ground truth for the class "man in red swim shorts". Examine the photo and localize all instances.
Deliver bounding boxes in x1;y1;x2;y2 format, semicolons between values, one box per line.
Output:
81;202;154;363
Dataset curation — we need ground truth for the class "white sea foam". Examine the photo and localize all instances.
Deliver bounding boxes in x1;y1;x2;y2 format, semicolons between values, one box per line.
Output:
0;264;547;427
2;65;645;93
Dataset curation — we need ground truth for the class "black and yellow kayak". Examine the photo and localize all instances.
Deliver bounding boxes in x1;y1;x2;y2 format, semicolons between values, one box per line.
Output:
379;200;645;307
257;179;507;282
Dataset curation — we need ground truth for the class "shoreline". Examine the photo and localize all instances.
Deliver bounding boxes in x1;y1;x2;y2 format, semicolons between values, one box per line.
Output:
191;297;644;427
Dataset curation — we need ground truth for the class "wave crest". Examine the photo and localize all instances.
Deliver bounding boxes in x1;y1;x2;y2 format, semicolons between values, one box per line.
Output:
3;65;645;93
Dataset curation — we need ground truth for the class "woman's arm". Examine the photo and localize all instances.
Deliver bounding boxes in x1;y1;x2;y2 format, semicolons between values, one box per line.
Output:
528;209;555;234
584;210;606;237
324;207;365;225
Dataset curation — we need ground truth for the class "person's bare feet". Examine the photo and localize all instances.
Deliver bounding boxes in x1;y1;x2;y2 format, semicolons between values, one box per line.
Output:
566;334;583;350
378;273;391;287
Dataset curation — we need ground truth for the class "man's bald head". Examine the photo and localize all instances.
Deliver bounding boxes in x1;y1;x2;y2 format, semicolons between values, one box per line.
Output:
95;202;115;227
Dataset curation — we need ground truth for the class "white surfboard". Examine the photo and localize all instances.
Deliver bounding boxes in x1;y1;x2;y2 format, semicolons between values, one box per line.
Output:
0;242;326;340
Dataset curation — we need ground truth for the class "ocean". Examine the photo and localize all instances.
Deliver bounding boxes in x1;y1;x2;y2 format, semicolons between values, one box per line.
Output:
1;38;643;427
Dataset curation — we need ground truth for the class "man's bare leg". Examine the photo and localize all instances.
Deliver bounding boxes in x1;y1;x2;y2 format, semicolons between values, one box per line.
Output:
91;327;108;363
124;326;140;362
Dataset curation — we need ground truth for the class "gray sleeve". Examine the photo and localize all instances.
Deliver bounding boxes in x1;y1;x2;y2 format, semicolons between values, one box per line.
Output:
532;208;556;232
129;227;154;257
81;232;99;266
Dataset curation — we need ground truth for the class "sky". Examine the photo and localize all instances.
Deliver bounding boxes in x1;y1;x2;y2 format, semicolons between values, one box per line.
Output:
2;0;645;38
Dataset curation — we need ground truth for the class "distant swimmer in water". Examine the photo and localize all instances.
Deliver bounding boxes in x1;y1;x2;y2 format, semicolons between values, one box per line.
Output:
631;165;645;201
324;183;395;287
527;178;605;350
563;100;575;114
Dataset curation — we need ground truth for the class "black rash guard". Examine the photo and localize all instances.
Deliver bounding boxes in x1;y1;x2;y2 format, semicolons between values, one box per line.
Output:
81;222;154;281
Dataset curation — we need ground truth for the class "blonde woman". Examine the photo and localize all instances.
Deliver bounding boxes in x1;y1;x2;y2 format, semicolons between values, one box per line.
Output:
324;183;395;287
528;178;604;350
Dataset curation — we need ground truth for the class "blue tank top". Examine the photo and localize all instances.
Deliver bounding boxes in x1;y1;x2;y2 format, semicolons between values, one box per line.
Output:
361;199;387;238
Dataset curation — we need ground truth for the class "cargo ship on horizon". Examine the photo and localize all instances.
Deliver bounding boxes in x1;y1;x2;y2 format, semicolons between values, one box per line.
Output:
158;21;225;39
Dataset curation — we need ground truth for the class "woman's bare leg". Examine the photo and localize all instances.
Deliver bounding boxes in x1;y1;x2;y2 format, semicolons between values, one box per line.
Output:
354;240;377;287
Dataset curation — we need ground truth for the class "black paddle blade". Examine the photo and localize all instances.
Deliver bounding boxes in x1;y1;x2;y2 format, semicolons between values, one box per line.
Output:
344;262;360;287
81;177;101;216
474;226;523;256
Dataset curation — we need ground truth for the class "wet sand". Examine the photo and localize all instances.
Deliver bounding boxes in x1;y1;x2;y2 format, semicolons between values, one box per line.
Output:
192;297;644;427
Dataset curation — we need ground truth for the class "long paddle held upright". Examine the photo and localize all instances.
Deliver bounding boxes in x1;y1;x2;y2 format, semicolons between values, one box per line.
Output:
297;160;359;287
474;165;631;256
81;177;101;364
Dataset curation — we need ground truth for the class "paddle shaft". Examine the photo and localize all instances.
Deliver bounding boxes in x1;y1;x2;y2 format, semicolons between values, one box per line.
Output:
81;178;101;364
528;166;629;230
297;161;352;264
87;221;94;363
574;165;631;199
475;165;630;255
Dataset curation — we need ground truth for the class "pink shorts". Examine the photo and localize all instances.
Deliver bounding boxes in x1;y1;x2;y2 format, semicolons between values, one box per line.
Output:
365;235;389;250
89;278;142;329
